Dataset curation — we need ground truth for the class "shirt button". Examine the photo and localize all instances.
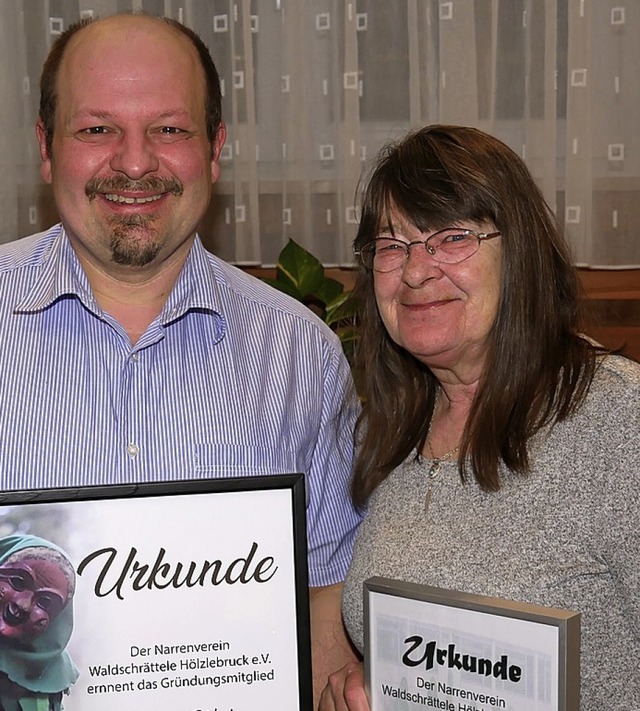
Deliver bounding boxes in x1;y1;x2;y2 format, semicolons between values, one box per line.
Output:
131;353;139;362
127;443;140;459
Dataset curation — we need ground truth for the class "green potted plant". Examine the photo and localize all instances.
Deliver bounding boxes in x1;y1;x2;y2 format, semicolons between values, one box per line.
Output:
261;239;358;363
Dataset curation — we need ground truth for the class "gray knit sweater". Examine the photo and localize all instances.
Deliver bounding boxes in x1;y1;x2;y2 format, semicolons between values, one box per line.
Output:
343;355;640;710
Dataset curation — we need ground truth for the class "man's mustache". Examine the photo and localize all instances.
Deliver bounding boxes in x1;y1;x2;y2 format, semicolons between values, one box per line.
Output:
85;177;184;200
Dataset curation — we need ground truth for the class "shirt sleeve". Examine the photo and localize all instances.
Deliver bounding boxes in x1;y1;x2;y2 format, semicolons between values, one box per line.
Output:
303;340;363;587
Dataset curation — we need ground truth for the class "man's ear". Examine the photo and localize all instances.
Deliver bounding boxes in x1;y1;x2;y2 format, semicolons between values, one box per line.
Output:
35;120;53;184
210;122;227;183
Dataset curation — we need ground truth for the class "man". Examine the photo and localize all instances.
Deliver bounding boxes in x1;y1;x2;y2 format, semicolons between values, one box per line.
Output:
0;14;360;705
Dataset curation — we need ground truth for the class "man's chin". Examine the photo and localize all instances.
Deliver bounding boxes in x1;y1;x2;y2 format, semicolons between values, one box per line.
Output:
110;234;161;267
111;247;160;267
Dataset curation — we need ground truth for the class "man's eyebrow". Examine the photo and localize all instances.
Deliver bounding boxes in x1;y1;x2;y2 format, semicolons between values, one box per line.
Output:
68;109;113;122
67;109;113;125
154;110;192;120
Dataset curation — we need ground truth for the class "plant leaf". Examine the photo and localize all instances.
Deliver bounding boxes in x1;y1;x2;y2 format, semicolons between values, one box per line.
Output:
325;291;357;326
276;239;325;297
314;277;344;305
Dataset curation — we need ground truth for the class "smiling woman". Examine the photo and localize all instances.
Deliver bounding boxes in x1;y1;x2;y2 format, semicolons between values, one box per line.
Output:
320;125;640;711
364;216;503;376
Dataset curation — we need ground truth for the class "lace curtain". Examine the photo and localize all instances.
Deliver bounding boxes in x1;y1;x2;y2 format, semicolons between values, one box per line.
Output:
1;0;639;268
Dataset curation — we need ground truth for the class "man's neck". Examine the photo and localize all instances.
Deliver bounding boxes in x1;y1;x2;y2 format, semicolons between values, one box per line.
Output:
78;253;188;346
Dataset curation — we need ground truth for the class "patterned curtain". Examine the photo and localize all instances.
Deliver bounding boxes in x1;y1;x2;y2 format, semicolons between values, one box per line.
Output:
1;0;639;267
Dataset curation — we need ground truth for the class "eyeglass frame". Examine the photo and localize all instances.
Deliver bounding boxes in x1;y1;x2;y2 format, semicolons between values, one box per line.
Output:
355;228;501;272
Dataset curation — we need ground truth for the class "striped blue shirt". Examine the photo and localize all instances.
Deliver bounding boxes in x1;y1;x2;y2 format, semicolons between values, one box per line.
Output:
0;225;362;587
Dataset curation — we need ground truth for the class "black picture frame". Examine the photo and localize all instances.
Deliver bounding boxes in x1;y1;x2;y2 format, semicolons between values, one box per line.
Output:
0;474;311;710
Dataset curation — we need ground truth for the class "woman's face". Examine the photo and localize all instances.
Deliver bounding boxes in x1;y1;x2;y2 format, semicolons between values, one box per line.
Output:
0;556;70;638
373;213;502;376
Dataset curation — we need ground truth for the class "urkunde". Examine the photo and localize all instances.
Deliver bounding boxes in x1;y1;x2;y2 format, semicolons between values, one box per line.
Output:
77;543;277;599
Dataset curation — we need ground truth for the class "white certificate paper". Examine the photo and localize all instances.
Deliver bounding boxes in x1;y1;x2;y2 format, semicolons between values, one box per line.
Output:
365;577;580;711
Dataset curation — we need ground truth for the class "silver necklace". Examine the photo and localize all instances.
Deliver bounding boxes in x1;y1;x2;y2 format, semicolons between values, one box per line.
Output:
423;423;459;512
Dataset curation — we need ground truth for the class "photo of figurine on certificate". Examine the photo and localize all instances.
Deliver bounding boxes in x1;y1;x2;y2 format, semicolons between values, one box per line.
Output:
364;577;580;711
0;474;311;711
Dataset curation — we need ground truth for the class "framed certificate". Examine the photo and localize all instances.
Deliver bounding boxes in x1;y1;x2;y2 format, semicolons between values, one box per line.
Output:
0;475;311;710
365;577;580;711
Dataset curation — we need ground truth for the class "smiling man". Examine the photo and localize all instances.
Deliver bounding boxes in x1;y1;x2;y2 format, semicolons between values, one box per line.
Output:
0;14;361;706
36;13;226;344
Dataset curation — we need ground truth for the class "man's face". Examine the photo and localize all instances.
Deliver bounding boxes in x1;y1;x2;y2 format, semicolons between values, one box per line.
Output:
37;16;225;276
0;557;71;638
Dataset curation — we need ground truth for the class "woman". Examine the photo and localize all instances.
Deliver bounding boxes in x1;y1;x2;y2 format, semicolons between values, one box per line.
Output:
321;125;640;710
0;534;78;711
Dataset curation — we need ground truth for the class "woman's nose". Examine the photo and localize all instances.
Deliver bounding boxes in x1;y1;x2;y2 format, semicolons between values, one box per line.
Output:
401;242;442;286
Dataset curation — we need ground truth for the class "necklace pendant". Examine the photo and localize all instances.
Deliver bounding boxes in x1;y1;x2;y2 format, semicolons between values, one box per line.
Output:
424;462;440;512
427;460;441;479
424;485;433;512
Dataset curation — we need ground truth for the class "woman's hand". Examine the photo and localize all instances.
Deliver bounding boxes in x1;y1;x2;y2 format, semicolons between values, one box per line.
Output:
318;661;370;711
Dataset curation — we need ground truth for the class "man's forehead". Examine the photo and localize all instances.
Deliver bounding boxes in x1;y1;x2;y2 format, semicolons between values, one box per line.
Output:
56;16;205;107
62;15;196;67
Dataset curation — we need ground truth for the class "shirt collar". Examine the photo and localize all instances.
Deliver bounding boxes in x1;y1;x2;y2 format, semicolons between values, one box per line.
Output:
159;236;221;325
15;225;99;314
15;225;223;326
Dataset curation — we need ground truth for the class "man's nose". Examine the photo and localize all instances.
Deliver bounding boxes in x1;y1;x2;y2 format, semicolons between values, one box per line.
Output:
109;132;160;179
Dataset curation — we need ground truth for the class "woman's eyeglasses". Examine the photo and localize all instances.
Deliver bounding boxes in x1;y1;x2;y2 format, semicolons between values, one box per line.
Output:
356;228;501;272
